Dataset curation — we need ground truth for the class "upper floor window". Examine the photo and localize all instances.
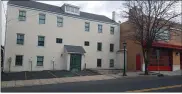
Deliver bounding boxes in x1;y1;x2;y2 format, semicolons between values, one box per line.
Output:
110;27;114;34
71;7;74;12
56;38;62;43
57;17;63;27
17;33;24;45
19;10;26;21
97;42;102;51
110;44;114;52
65;5;80;15
38;36;45;46
39;13;46;24
66;6;70;11
84;41;89;46
155;29;170;41
98;24;102;33
85;22;90;32
15;55;23;66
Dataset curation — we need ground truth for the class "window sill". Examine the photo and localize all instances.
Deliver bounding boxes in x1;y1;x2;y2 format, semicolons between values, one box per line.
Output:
15;65;23;67
37;46;45;47
16;44;24;46
36;66;44;68
97;50;102;52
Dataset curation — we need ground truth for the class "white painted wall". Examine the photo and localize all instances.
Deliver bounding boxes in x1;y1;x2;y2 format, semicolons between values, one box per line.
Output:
4;4;120;72
116;50;127;70
172;65;180;71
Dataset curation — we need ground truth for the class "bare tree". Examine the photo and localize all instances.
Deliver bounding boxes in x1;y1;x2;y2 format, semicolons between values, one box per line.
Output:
122;0;182;75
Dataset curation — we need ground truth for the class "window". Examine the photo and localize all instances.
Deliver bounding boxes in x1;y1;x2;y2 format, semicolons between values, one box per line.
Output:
84;41;89;46
85;22;90;31
39;13;46;24
66;6;70;11
98;24;102;33
71;7;74;12
17;33;24;45
37;56;44;66
75;8;78;13
56;38;62;43
110;27;114;34
97;42;102;51
15;55;23;66
19;10;26;21
110;44;114;52
57;17;63;27
97;59;102;67
38;36;45;46
110;59;114;68
155;29;170;41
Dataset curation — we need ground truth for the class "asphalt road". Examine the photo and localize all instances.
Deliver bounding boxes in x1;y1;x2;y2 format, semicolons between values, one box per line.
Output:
2;76;182;92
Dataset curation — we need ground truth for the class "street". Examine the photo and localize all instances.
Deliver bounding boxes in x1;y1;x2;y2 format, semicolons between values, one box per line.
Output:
2;75;182;92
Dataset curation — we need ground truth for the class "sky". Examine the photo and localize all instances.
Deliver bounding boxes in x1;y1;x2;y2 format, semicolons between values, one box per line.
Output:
1;1;182;46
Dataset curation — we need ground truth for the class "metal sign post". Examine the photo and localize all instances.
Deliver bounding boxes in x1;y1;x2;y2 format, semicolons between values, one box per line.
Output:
52;57;55;70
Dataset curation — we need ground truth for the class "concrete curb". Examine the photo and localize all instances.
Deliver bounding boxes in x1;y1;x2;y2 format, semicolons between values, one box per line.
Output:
1;75;113;88
2;72;179;88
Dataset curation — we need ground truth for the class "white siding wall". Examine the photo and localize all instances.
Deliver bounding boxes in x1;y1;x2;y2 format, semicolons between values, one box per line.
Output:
4;5;120;72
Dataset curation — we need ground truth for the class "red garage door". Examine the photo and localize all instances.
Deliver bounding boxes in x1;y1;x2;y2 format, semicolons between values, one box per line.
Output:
148;48;172;71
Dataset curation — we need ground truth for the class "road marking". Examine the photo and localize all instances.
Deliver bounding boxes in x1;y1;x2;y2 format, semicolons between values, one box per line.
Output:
126;84;182;92
47;71;57;78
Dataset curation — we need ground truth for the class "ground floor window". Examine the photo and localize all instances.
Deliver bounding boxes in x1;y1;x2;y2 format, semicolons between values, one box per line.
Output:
110;59;114;68
37;56;44;66
15;55;23;66
97;59;102;67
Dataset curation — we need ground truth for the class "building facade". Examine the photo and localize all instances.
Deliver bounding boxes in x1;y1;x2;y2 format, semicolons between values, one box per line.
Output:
120;19;182;72
4;1;121;72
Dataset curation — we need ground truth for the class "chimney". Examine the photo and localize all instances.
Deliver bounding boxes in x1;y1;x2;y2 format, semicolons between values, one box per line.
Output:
112;11;115;21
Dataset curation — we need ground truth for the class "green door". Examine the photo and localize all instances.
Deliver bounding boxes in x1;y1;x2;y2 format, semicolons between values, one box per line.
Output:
70;54;82;72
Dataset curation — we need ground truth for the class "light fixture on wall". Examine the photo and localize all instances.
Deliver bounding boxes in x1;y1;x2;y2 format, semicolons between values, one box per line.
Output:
176;52;180;56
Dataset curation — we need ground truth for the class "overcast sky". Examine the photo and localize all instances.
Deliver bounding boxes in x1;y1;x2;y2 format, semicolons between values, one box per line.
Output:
1;1;182;46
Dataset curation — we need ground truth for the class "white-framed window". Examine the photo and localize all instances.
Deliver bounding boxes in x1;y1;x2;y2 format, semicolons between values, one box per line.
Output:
71;7;74;12
57;16;63;27
17;33;24;45
19;10;26;21
155;29;170;41
85;22;90;31
110;59;114;68
98;24;102;33
37;56;44;66
66;6;70;11
110;26;114;34
39;13;46;24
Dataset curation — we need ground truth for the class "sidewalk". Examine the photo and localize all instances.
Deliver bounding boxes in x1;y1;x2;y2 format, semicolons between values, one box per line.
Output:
2;71;180;88
1;71;154;88
152;70;182;76
1;75;114;88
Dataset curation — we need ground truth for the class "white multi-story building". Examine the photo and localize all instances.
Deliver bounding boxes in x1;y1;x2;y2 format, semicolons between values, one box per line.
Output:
4;1;121;72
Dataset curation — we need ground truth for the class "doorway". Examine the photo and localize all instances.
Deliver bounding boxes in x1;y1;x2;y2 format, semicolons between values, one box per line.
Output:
70;54;82;72
136;54;141;71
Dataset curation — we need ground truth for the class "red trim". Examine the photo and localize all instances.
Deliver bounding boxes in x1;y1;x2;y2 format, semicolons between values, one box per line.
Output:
152;42;182;50
148;66;172;71
143;41;182;50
